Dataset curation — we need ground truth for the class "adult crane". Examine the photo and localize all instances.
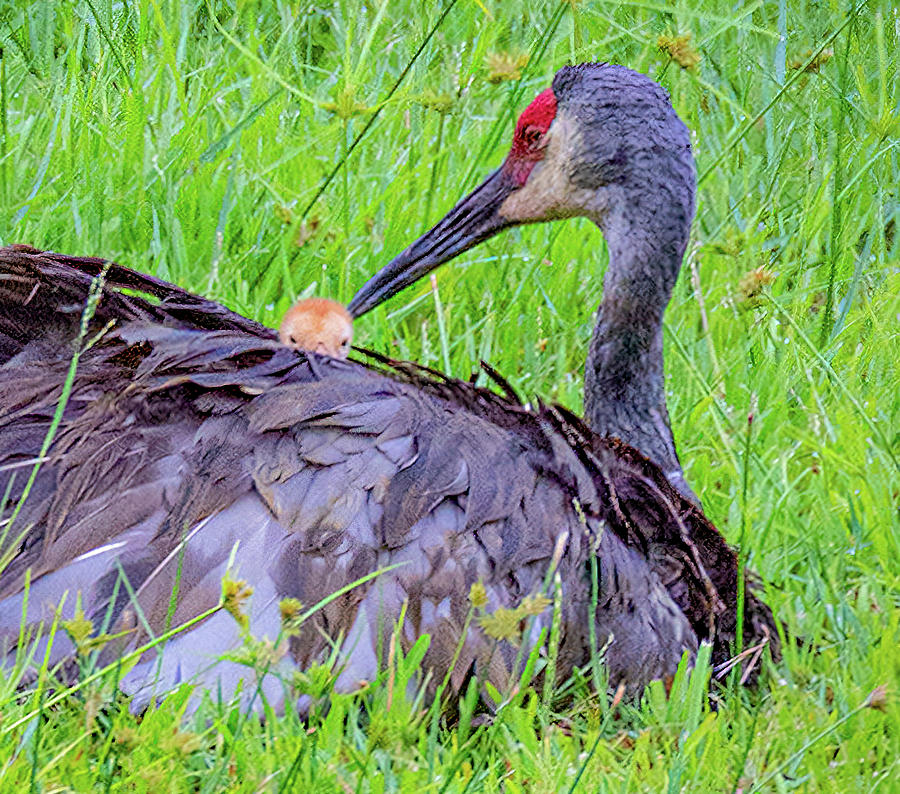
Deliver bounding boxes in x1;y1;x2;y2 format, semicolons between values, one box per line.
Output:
0;65;776;712
351;63;697;504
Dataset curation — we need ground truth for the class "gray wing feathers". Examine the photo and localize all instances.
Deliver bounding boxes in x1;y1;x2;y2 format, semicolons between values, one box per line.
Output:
3;353;693;712
0;312;735;713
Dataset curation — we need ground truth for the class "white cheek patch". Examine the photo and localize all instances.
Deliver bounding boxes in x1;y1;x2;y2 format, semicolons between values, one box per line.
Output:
499;115;582;223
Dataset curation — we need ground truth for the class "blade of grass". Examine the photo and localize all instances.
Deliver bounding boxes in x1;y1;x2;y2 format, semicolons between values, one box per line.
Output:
297;0;462;222
697;0;868;186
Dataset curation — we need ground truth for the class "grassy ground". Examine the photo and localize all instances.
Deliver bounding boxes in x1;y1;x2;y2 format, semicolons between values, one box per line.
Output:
1;0;898;790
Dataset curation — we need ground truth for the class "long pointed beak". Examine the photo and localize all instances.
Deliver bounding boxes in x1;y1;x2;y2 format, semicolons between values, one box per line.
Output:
348;168;517;318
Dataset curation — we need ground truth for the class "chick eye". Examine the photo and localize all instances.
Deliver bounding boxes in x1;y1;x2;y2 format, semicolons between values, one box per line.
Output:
289;335;297;344
340;338;350;348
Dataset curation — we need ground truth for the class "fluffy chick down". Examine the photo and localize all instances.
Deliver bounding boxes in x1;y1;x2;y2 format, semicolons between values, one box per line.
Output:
279;298;353;359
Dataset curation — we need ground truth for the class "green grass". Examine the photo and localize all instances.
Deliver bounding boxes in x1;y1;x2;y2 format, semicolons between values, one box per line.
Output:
1;0;898;790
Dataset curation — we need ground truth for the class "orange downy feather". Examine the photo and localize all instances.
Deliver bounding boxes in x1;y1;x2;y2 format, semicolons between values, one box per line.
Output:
278;297;353;358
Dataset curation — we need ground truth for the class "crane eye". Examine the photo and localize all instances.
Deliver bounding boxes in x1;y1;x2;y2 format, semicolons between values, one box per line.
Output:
522;125;543;148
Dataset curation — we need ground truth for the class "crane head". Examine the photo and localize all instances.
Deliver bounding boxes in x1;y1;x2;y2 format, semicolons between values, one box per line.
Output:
279;297;353;358
348;63;695;318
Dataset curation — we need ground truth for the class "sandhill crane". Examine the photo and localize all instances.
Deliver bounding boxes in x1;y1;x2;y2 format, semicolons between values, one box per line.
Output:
0;65;776;713
350;64;697;504
279;297;354;358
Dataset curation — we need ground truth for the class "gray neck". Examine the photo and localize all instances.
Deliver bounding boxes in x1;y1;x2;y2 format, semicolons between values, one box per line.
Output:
583;200;697;505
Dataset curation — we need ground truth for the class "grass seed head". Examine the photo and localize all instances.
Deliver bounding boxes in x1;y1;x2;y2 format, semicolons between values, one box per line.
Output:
790;48;833;72
485;51;529;83
478;606;524;643
323;85;372;119
280;596;304;635
866;684;888;712
61;604;94;652
469;580;488;609
737;266;777;305
221;573;254;631
520;593;551;617
658;33;701;70
418;89;455;114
